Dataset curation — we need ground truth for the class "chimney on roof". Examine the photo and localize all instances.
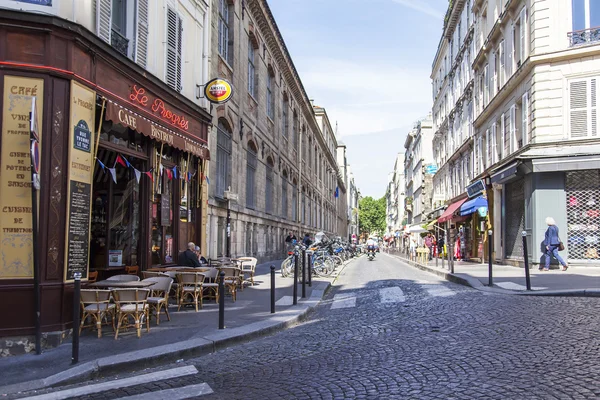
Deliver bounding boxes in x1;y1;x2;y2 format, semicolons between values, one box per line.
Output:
310;99;314;106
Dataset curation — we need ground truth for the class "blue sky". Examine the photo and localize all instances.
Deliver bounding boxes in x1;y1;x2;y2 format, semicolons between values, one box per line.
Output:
268;0;449;198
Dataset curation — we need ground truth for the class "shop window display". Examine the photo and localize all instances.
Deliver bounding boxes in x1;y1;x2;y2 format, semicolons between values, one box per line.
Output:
566;170;600;261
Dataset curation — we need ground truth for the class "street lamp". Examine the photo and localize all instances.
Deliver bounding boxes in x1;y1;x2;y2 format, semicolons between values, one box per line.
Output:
223;187;238;258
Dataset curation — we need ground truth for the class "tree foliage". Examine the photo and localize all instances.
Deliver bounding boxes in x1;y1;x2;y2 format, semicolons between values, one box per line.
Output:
358;196;386;236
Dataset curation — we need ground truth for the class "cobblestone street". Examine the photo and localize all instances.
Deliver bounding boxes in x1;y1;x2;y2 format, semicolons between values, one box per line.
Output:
14;254;600;399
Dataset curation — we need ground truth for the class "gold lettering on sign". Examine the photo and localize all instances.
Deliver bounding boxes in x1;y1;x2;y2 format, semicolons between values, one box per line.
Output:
118;109;137;130
150;124;174;145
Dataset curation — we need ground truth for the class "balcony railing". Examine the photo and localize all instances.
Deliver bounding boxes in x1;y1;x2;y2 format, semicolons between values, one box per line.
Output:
568;27;600;47
111;28;129;57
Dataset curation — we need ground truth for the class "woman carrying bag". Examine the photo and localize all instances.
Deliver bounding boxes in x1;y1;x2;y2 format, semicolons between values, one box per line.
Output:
542;217;568;271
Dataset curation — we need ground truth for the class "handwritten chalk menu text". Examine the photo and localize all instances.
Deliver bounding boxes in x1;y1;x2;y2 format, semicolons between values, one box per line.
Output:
64;81;96;282
66;181;91;279
0;76;44;279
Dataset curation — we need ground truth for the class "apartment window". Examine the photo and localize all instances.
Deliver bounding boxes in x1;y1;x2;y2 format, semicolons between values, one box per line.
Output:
267;68;275;120
572;0;600;32
218;0;233;65
522;92;530;145
248;37;257;97
282;95;289;138
292;181;298;221
282;173;288;219
484;129;490;169
166;7;183;92
266;160;274;214
246;143;258;209
216;120;232;199
292;112;298;148
569;77;598;138
483;64;489;106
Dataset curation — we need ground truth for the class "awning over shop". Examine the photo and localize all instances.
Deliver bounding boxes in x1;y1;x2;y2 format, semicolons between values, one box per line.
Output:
105;99;210;160
460;196;488;216
437;198;467;223
426;220;437;230
408;224;428;233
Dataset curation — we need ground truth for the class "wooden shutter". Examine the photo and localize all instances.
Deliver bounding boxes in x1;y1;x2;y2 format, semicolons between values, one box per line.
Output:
96;0;112;44
522;92;530;145
491;124;497;164
484;129;490;169
507;29;513;77
135;0;149;68
519;7;527;62
499;41;505;87
570;79;590;138
592;78;598;137
166;7;182;92
509;105;516;153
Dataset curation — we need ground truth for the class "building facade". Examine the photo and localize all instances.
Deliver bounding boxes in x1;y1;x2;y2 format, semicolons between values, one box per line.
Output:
0;0;212;351
386;152;405;246
207;0;347;262
470;0;600;266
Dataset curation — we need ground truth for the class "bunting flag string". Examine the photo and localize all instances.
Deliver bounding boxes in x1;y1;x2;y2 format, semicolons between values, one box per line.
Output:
108;168;117;184
96;158;106;172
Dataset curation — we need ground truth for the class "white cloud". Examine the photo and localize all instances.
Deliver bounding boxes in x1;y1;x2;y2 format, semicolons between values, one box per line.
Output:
390;0;445;20
296;58;432;137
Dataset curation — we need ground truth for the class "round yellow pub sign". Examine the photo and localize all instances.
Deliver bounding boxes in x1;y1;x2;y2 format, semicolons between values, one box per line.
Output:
204;78;233;104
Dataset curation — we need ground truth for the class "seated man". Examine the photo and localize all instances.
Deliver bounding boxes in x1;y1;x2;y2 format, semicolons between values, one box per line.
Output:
178;242;203;268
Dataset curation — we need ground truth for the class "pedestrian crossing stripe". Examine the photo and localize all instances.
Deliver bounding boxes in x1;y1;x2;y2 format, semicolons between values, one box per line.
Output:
495;282;548;291
331;293;357;309
379;287;406;303
116;383;213;399
419;284;456;297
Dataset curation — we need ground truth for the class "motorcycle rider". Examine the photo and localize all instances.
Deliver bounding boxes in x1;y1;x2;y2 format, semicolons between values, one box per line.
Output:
366;237;377;258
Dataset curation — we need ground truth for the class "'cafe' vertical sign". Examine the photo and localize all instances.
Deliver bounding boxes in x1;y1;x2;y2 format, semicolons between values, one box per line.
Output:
0;76;44;279
64;81;96;282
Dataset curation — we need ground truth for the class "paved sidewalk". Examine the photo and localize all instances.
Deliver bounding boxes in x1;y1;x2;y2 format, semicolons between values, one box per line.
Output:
0;258;354;395
387;252;600;296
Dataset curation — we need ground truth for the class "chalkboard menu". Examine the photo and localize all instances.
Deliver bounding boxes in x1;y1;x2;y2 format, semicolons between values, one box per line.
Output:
65;181;91;280
161;194;171;226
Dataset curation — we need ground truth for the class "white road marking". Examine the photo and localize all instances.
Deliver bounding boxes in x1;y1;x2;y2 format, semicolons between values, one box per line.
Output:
495;282;548;291
275;296;294;306
116;383;213;399
23;366;199;400
420;284;456;297
331;293;356;309
379;287;406;303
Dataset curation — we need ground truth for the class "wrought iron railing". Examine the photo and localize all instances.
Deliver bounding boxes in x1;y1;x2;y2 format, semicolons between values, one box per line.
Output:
111;28;129;56
568;26;600;47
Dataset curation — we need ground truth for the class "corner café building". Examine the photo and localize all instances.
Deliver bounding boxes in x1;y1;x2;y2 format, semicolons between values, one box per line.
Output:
0;10;211;348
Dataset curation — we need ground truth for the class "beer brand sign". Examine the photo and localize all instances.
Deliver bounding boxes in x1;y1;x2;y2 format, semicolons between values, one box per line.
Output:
204;78;233;104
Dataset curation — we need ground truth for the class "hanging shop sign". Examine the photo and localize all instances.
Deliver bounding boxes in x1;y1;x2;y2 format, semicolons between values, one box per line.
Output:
106;101;210;160
63;81;96;282
466;179;486;199
0;76;44;279
204;78;234;104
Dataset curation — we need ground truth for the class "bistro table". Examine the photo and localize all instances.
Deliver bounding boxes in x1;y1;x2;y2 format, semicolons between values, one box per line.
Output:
89;280;155;289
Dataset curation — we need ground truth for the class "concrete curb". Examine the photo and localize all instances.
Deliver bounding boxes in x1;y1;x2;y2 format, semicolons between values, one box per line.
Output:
0;281;332;396
387;253;600;298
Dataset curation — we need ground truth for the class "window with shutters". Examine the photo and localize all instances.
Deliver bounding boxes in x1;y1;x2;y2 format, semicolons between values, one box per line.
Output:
97;0;147;62
218;0;233;65
484;129;490;169
569;77;598;138
248;37;257;98
502;113;509;158
267;68;275;120
216;120;232;199
522;92;530;145
508;105;516;154
282;95;289;139
166;7;183;92
246;144;257;209
483;64;489;106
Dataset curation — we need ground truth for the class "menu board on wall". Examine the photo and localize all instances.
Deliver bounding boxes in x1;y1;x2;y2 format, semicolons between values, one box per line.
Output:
161;194;171;227
64;81;96;282
0;76;44;279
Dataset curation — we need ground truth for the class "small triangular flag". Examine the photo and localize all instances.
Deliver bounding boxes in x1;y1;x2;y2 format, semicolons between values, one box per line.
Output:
145;170;154;182
97;159;106;171
205;175;210;185
134;169;141;184
173;166;178;179
115;155;127;168
108;168;117;184
166;169;173;180
187;172;192;182
122;155;131;168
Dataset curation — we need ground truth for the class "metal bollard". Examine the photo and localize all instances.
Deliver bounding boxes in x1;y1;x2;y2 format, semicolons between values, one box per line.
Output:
301;249;306;298
219;271;225;329
72;272;82;364
308;251;312;287
522;231;531;290
488;230;493;287
270;265;275;314
293;252;298;305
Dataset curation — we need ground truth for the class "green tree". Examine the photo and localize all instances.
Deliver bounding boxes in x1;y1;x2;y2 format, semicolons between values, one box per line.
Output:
358;196;386;236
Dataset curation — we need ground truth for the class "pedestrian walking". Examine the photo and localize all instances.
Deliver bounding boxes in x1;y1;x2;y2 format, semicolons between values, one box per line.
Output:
424;233;433;261
542;217;568;271
437;235;445;258
409;237;417;261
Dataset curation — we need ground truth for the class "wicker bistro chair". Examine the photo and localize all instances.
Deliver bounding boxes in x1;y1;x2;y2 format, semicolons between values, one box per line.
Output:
142;271;165;280
112;289;150;339
177;272;205;312
107;274;140;282
87;271;98;283
143;277;173;325
79;289;115;338
217;267;241;302
201;268;219;303
238;257;258;288
125;265;139;275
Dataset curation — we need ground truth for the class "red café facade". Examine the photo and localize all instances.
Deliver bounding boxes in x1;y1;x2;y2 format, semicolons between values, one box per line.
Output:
0;11;211;352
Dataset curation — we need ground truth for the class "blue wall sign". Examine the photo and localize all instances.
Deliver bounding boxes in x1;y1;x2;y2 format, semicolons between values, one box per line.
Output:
12;0;52;5
74;120;91;153
424;164;438;175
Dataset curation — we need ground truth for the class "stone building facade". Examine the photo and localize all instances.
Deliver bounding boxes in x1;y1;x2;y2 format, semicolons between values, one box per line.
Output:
207;0;347;262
